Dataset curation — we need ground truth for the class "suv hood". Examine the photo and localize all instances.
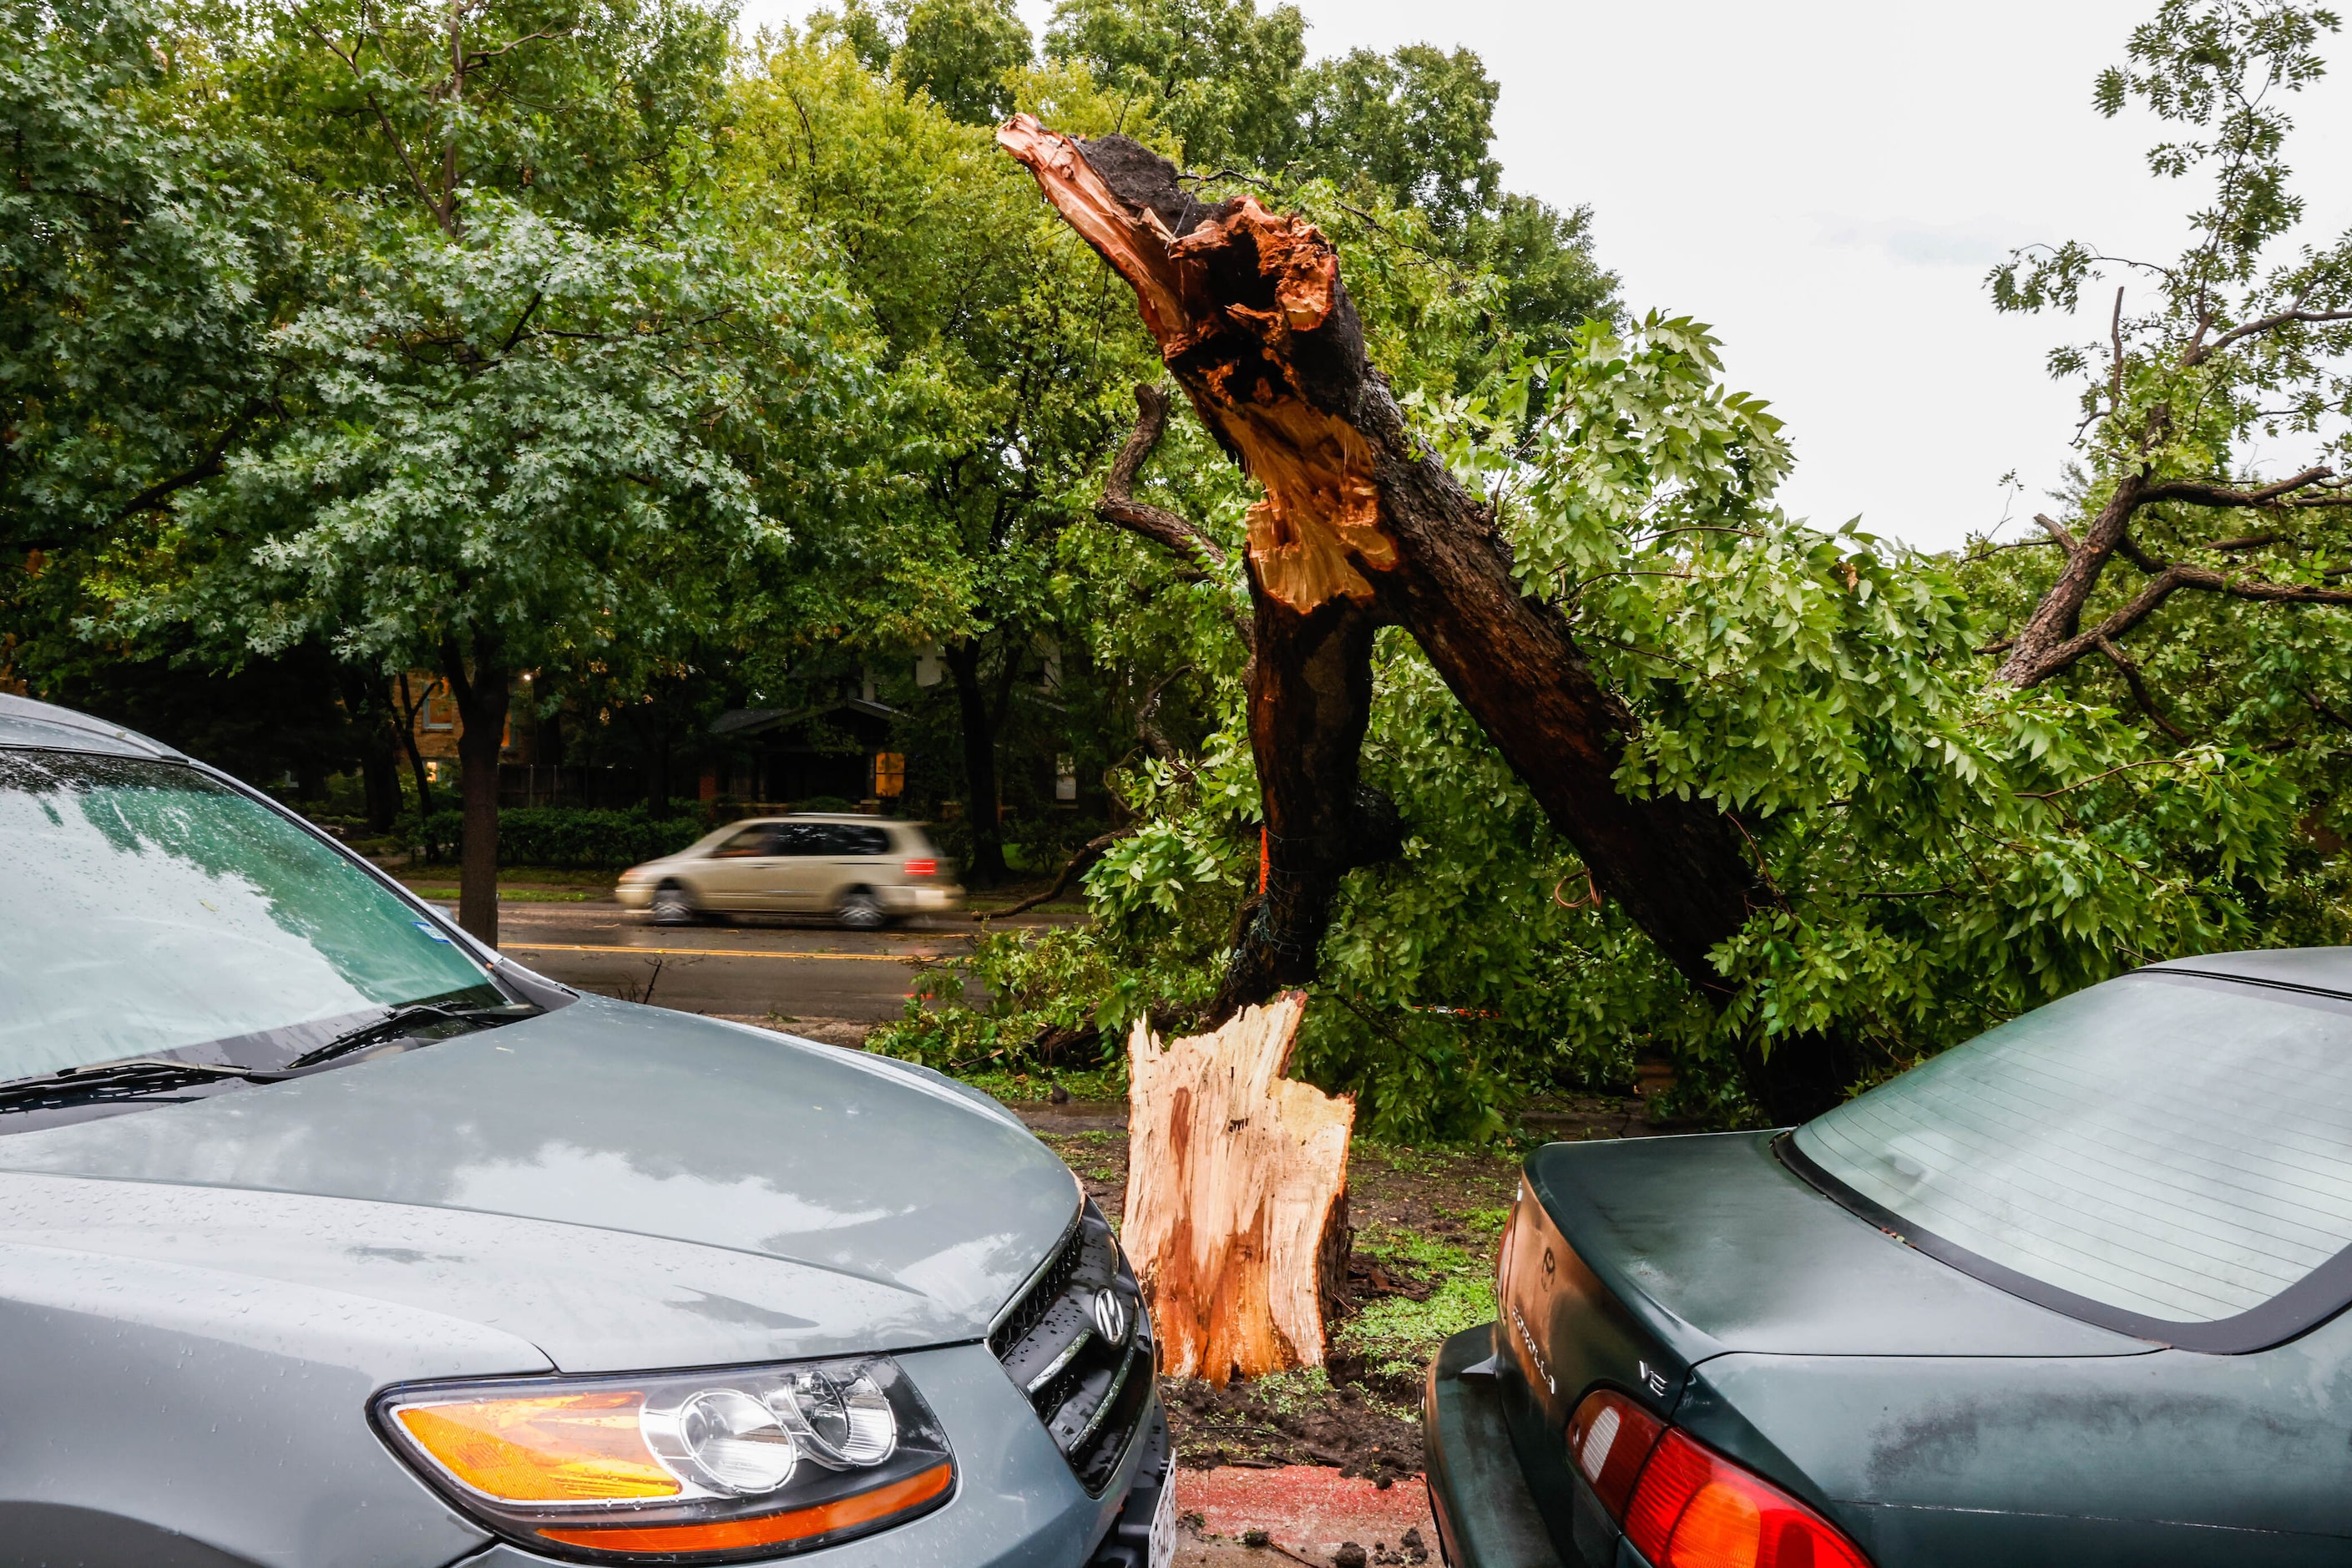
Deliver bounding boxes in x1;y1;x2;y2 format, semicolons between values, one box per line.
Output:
0;999;1078;1371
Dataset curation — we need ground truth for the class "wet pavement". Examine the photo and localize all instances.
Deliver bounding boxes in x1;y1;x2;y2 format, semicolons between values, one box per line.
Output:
426;899;979;1024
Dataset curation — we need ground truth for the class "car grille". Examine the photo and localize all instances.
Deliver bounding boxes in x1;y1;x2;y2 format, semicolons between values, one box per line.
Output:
991;1202;1156;1495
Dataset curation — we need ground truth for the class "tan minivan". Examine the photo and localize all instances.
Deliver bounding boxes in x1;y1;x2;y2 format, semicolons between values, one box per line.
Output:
615;814;961;928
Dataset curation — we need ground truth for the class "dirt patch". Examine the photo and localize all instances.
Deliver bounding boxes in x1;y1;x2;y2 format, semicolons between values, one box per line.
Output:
1165;1370;1425;1481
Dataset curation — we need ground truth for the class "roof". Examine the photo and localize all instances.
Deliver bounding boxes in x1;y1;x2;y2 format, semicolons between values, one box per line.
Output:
0;695;184;761
711;698;899;739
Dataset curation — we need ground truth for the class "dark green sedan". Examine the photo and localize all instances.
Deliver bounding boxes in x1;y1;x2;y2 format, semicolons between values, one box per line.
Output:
1423;948;2352;1567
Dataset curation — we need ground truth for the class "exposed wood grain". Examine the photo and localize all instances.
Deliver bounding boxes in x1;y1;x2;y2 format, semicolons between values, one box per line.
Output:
1123;993;1354;1385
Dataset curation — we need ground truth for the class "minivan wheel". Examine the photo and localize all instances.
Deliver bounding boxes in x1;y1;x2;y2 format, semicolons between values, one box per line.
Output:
650;880;700;926
837;889;888;930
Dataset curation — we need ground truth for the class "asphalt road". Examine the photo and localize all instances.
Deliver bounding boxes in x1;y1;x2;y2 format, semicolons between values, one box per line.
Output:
428;900;979;1031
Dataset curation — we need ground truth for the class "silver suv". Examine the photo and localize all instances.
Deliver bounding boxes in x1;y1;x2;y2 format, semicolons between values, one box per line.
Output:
0;694;1169;1567
616;815;961;928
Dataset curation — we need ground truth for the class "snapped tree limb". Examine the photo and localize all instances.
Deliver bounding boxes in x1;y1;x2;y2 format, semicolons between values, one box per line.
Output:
999;119;1772;1035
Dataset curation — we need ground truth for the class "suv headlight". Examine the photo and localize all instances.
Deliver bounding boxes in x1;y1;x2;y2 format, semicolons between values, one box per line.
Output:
375;1357;953;1562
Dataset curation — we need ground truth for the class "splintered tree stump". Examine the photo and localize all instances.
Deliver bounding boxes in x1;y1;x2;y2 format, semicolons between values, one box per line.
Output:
1122;992;1353;1385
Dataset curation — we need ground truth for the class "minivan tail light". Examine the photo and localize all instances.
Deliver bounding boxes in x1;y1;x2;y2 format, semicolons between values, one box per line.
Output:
1565;1389;1663;1517
1622;1428;1872;1568
903;859;937;878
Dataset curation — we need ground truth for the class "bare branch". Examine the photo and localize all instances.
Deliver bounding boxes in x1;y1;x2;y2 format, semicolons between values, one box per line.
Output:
2115;529;2164;574
2197;306;2352;362
2108;286;2126;414
459;28;561;68
2141;466;2338;508
2033;513;2081;557
2015;756;2191;801
491;289;544;362
1136;664;1196;781
2093;634;2190;743
2016;559;2352;685
299;16;452;233
109;414;253;522
1097;384;1228;569
978;830;1130;921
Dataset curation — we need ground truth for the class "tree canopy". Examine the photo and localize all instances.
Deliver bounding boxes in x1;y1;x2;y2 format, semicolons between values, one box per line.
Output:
11;0;2351;1138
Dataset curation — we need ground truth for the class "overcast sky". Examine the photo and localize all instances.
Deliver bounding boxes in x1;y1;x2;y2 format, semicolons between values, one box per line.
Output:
737;0;2352;554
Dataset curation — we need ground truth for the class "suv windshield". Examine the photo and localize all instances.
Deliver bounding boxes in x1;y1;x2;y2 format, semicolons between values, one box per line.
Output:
1;748;499;1079
1793;969;2352;1338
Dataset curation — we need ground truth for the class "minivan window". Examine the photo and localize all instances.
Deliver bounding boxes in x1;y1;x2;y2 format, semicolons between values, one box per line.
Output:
1794;972;2352;1326
713;825;780;857
0;749;499;1078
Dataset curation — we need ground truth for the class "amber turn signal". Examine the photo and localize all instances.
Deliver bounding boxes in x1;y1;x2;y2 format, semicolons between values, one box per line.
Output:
396;1391;680;1502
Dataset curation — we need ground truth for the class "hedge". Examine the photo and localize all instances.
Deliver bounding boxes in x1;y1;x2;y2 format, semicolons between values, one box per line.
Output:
409;807;709;869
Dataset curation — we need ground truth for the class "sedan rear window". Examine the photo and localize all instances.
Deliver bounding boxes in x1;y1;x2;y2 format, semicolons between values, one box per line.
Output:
1794;971;2352;1331
0;749;498;1077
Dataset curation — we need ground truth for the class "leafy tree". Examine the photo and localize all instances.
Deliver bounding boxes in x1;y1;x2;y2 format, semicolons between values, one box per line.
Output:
728;35;1164;883
959;311;2296;1137
894;0;1033;123
1293;44;1500;235
811;0;1034;124
1983;0;2352;695
1;0;287;560
81;0;888;940
126;196;880;933
1044;0;1613;357
1044;0;1308;168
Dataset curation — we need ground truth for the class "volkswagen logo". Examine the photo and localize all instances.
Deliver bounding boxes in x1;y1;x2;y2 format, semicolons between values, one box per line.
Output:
1092;1288;1132;1346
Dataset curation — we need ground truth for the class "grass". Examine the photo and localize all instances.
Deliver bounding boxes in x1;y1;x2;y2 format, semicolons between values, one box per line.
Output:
949;1065;1127;1103
1337;1227;1497;1386
1031;1127;1129;1195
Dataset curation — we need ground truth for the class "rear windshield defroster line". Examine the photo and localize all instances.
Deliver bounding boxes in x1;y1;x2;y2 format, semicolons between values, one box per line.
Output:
1778;1130;2352;1354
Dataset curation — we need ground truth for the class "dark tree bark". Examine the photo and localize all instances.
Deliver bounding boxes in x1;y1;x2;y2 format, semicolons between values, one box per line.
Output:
1208;586;1386;1019
336;666;404;833
1000;121;1774;1050
442;636;509;945
946;635;1021;886
361;747;402;832
1990;289;2352;692
1996;474;2352;689
391;672;441;852
643;712;671;815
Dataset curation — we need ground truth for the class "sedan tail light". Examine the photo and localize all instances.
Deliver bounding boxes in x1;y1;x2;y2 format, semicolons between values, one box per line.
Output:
903;858;937;878
1566;1388;1664;1517
1567;1390;1871;1568
1621;1427;1872;1568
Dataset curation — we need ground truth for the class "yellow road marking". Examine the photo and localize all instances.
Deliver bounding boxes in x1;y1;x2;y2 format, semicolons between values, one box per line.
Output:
500;943;934;963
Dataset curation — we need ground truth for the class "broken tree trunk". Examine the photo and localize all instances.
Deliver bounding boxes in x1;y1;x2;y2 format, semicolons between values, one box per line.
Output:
999;121;1772;1011
1123;992;1354;1385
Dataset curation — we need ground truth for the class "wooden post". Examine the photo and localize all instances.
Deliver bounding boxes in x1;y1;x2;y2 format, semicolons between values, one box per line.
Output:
1122;993;1353;1385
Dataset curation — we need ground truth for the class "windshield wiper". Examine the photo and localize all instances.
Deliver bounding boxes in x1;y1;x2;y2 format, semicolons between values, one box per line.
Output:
281;1001;543;1073
0;1058;259;1115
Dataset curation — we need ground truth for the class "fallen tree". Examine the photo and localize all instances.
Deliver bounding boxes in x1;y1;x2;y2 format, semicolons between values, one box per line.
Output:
994;119;1849;1113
